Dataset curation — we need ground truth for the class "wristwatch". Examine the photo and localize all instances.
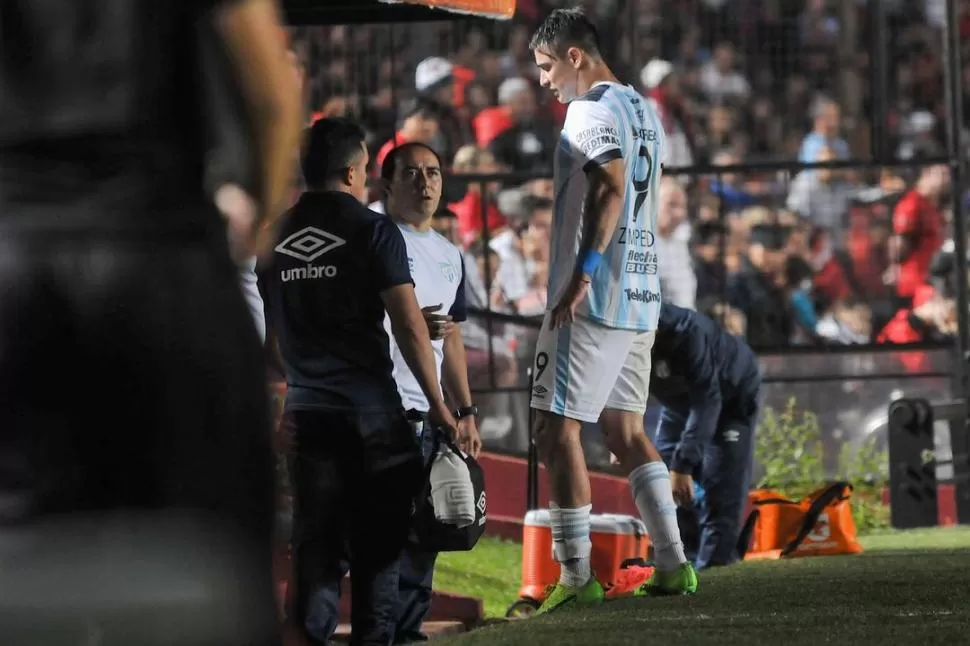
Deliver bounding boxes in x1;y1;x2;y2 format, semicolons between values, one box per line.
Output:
455;404;479;419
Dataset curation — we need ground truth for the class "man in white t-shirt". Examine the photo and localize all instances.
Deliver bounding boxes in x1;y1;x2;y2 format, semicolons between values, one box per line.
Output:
528;8;695;614
381;142;482;643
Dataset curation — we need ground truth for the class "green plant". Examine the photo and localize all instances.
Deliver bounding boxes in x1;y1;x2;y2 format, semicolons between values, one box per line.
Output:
754;396;890;534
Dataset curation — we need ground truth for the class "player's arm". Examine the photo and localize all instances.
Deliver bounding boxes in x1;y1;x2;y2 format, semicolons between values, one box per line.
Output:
671;334;723;476
569;102;627;280
214;0;303;237
373;220;458;433
441;261;481;456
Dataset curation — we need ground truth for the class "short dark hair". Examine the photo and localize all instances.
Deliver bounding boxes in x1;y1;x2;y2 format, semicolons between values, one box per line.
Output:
530;8;601;57
400;96;446;123
301;117;367;187
380;142;442;182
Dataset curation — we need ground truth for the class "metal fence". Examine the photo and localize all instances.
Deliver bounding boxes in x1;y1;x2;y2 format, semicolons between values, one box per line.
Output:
285;0;970;472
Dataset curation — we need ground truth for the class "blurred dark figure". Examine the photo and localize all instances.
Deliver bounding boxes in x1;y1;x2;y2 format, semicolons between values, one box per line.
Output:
727;224;793;347
0;2;302;645
692;221;727;303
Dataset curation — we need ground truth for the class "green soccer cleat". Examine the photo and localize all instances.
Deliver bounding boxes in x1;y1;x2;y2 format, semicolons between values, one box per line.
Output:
634;562;698;597
535;577;605;616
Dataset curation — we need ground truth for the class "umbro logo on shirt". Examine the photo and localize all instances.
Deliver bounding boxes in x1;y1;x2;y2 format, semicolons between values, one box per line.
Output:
275;227;346;263
276;227;346;282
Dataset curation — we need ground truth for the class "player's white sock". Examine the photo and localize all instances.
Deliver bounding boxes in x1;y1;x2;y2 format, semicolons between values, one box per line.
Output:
550;502;593;588
628;462;687;571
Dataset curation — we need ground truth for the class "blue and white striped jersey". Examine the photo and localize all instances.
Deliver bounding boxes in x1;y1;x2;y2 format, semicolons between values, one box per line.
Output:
548;81;666;331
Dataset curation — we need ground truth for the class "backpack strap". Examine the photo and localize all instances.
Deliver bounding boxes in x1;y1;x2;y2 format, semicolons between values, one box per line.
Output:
779;482;852;558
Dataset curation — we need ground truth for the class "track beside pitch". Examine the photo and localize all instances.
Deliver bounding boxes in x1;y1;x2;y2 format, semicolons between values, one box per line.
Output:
437;527;970;645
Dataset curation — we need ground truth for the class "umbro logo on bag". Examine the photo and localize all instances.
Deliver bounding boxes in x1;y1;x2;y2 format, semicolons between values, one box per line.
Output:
275;227;346;263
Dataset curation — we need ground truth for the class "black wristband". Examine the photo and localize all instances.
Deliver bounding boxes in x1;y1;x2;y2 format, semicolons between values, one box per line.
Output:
456;405;479;419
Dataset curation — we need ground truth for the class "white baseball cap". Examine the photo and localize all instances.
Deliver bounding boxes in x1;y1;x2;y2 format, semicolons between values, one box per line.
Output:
415;56;454;93
640;59;674;89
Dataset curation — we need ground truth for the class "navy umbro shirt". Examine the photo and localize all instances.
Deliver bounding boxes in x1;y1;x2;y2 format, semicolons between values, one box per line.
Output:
265;191;413;411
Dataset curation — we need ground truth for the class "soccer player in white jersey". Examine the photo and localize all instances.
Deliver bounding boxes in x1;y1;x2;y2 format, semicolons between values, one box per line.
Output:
528;8;697;613
381;142;482;642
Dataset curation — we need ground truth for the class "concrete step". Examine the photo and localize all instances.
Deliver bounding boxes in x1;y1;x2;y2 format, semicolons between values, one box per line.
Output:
331;620;467;641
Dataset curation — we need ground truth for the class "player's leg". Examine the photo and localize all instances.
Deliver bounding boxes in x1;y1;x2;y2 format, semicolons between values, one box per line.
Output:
598;331;695;594
529;314;617;612
695;409;758;570
653;407;702;562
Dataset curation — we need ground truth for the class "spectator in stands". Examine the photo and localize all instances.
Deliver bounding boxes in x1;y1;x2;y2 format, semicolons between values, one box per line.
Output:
414;56;469;160
878;295;957;344
692;221;727;304
431;206;461;246
374;98;443;174
897;110;940;160
786;146;857;246
488;77;556;173
816;298;873;345
449;145;509;247
709;150;755;210
657;178;697;309
728;224;793;347
695;104;737;165
798;97;850;163
699;42;750;104
641;59;696;169
887;162;949;309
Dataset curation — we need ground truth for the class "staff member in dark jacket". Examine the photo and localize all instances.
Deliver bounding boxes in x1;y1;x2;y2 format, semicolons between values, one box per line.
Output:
650;303;762;570
263;117;460;646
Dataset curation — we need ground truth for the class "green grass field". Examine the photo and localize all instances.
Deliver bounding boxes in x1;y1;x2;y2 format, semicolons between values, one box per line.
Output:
434;527;970;645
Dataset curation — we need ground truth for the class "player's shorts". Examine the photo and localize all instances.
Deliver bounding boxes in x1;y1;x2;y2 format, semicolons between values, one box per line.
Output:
529;312;656;423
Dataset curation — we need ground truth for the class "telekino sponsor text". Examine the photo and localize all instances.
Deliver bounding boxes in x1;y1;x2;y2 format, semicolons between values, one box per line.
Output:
624;288;660;303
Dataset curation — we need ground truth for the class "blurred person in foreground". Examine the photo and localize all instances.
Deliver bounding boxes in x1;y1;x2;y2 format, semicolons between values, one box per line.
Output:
263;118;459;646
380;143;482;643
650;302;762;570
528;8;695;615
0;2;302;645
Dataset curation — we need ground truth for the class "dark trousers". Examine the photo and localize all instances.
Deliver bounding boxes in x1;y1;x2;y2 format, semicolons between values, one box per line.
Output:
393;418;439;645
0;230;279;645
654;396;759;570
285;408;423;646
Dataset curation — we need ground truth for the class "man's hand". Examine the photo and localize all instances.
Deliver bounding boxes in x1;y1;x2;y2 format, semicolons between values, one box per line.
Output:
422;304;456;341
214;183;258;263
429;401;461;447
458;416;482;458
549;274;591;329
670;471;694;508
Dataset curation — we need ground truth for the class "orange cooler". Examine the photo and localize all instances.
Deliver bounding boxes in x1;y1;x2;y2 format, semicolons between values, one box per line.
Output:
518;510;651;602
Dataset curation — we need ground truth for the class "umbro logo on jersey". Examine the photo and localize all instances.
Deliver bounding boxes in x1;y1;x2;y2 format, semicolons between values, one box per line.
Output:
275;227;346;263
654;361;670;379
532;385;548;398
476;491;487;515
